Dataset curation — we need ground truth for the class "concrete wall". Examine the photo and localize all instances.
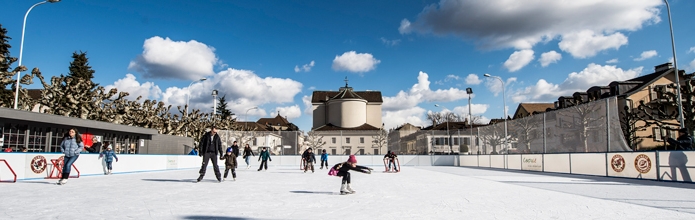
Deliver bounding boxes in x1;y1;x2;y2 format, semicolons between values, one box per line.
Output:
0;153;459;181
459;151;691;183
144;134;194;155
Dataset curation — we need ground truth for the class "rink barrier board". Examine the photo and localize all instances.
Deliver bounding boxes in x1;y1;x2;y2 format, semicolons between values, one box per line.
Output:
458;151;692;183
0;153;460;181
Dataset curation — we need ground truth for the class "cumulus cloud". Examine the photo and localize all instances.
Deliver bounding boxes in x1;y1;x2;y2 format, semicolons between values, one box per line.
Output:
558;30;628;58
606;58;619;64
512;63;643;103
688;47;695;54
400;0;660;58
634;50;658;61
294;61;315;72
687;58;695;73
539;51;562;67
380;37;402;46
452;103;489;116
465;74;482;85
332;51;381;73
485;77;518;96
128;36;218;80
504;50;535;72
302;95;313;115
271;105;302;120
157;68;302;117
105;74;162;101
382;107;427;130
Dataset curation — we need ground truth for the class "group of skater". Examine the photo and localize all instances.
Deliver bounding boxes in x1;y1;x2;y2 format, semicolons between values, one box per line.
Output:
55;128;120;185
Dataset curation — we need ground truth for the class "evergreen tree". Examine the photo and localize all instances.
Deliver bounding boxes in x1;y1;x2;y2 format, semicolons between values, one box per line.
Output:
67;51;97;87
216;95;233;120
0;24;20;107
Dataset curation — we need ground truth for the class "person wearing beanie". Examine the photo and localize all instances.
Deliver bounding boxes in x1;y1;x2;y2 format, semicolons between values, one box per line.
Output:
331;154;372;195
665;128;693;150
220;148;237;181
98;142;118;175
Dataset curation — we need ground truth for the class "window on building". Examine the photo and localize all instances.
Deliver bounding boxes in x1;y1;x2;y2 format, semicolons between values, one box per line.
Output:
331;149;336;155
346;138;350;144
463;137;470;145
332;137;336;144
360;137;364;143
345;149;351;155
358;149;364;155
253;138;257;146
374;149;379;155
453;137;459;145
653;127;663;141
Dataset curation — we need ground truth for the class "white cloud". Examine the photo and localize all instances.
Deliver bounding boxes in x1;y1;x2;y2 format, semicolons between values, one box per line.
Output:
504;50;535;72
485;77;517;96
558;30;628;58
302;95;313;115
688;47;695;54
452;104;490;116
382;107;426;130
465;74;482;85
512;63;643;103
332;51;381;73
539;51;562;67
380;37;401;46
606;58;619;64
687;58;695;73
160;68;302;116
105;74;162;101
128;36;218;80
271;105;301;120
401;0;659;58
294;61;315;73
634;50;658;61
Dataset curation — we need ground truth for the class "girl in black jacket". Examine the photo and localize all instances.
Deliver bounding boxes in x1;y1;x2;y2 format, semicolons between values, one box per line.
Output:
242;144;255;169
332;155;372;195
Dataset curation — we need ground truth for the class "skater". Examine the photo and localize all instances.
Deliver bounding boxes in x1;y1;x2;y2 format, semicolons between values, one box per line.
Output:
332;155;372;195
98;143;119;175
387;151;399;172
196;125;224;182
665;128;693;150
320;149;329;169
242;144;255;169
258;147;272;171
57;128;84;185
220;148;237;181
230;141;241;159
188;147;198;155
303;148;316;173
87;137;102;153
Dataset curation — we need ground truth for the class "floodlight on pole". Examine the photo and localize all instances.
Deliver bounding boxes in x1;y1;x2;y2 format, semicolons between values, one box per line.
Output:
466;87;474;154
13;0;61;109
484;74;508;154
211;90;218;115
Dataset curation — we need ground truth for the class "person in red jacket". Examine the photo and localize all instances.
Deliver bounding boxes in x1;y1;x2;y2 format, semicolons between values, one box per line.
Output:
332;155;372;195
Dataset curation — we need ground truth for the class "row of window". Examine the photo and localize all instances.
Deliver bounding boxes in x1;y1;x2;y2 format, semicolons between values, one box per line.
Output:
330;137;366;144
315;148;379;155
1;123;143;154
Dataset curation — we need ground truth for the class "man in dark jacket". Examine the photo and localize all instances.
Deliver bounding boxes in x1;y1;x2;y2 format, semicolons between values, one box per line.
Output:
665;128;693;151
197;125;223;182
87;137;102;153
230;141;240;159
303;148;316;173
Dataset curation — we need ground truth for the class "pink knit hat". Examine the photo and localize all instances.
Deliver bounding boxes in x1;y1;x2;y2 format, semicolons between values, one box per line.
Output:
348;155;357;163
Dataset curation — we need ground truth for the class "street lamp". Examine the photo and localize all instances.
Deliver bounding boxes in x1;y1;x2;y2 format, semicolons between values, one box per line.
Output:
245;106;258;131
211;90;218;115
466;87;474;154
185;78;207;113
434;104;452;154
664;0;685;128
13;0;61;109
484;74;508;153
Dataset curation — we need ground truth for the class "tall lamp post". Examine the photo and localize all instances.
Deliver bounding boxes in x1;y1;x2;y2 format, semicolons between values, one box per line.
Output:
664;0;685;128
434;104;452;154
13;0;62;109
484;74;508;153
211;90;218;115
466;88;474;154
184;78;206;137
244;106;258;131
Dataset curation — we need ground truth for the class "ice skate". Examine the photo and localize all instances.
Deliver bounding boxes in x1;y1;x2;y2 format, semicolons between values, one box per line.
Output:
223;178;226;182
233;178;236;181
346;184;356;194
57;179;68;185
340;183;351;195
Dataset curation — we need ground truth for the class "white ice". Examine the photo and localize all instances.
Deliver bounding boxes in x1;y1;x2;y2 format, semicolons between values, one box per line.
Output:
2;166;695;219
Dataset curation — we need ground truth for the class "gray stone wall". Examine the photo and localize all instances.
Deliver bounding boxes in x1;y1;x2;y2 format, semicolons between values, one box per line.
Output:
143;134;194;155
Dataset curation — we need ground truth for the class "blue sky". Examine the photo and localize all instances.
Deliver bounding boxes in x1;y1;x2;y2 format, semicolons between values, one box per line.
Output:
3;0;695;131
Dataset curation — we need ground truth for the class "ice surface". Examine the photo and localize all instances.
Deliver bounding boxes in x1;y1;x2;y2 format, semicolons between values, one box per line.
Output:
3;166;695;219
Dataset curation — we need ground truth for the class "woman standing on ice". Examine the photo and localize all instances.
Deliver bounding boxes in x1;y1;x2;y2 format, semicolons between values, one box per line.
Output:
242;144;255;169
57;128;84;185
332;155;372;195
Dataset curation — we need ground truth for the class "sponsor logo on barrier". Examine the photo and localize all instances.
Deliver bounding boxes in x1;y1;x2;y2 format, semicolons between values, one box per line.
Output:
522;157;542;169
30;155;47;174
634;154;652;174
523;158;537;163
610;154;625;173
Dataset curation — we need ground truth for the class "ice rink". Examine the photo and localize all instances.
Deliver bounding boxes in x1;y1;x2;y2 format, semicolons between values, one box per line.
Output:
3;166;695;219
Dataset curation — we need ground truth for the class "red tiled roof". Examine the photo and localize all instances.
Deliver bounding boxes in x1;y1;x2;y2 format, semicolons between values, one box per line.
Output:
257;113;290;126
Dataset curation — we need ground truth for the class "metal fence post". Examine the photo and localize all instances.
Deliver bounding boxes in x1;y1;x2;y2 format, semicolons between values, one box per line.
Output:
543;113;547;153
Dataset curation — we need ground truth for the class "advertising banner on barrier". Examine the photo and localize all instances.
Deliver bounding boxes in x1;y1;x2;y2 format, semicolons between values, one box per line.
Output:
607;152;656;180
521;154;543;171
657;151;695;183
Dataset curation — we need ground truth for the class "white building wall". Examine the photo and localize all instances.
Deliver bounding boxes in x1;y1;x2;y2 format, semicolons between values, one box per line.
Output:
366;104;382;128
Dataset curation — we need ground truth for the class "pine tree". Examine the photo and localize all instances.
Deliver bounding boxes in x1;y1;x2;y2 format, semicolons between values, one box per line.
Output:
0;24;20;108
68;51;96;82
216;95;233;120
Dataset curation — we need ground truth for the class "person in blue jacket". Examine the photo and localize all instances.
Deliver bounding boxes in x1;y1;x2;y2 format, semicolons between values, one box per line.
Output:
258;147;272;171
58;128;84;185
188;148;198;155
320;149;329;169
99;144;119;175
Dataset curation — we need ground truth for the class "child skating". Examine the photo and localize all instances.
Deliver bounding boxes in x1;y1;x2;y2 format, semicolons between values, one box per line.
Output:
220;148;237;181
303;148;316;173
98;145;118;175
320;149;328;169
258;147;271;171
331;155;372;195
